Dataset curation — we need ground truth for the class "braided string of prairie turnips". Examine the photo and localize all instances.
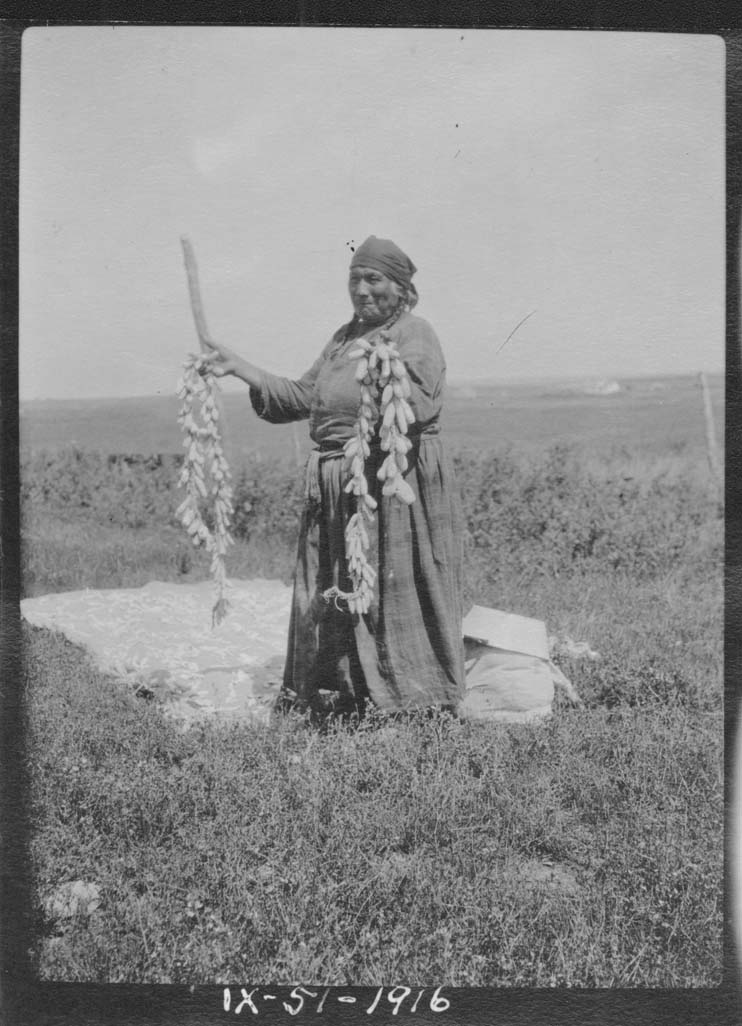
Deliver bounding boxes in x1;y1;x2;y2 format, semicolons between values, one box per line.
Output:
331;316;416;615
176;354;235;626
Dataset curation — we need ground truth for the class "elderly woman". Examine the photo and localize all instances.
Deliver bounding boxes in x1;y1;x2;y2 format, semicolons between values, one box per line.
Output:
204;236;465;717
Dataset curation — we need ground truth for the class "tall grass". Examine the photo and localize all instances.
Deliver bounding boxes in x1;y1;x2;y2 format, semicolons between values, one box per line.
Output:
19;443;724;984
25;626;722;986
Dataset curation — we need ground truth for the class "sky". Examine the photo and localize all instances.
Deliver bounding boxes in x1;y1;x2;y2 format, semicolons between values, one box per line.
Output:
19;27;724;400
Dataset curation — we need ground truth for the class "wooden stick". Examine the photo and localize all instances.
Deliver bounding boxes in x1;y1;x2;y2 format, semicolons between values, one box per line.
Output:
181;235;213;351
180;236;230;456
699;371;722;498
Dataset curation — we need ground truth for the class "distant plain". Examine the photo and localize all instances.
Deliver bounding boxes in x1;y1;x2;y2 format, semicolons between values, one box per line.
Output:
20;373;724;463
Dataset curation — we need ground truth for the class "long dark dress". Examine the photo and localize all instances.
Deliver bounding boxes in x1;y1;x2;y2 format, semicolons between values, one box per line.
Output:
250;310;465;715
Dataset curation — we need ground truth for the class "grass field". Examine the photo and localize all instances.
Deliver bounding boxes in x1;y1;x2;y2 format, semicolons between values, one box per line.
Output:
17;376;724;985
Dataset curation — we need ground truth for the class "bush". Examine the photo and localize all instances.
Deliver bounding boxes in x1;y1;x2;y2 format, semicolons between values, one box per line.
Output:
21;450;182;530
20;444;722;597
453;445;720;586
230;461;304;546
20;448;306;545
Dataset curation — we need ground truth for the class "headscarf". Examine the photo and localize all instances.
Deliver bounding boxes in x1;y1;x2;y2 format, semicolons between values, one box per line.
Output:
350;236;417;288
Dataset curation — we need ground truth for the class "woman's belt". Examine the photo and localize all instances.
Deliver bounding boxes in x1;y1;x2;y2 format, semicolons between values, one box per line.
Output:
304;447;344;503
304;424;441;504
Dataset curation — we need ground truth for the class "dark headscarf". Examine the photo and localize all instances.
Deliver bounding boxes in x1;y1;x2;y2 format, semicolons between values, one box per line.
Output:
350;236;417;288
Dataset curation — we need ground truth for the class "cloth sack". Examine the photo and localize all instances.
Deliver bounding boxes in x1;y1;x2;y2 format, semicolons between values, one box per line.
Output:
459;605;565;723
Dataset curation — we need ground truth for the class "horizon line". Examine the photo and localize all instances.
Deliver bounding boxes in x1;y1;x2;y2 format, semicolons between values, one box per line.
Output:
18;368;726;404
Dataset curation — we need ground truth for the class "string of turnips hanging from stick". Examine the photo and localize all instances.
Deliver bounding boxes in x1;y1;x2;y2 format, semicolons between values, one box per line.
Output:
175;237;235;627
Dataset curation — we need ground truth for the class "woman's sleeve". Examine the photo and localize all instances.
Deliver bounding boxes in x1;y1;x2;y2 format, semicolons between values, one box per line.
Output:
249;343;330;424
395;318;447;429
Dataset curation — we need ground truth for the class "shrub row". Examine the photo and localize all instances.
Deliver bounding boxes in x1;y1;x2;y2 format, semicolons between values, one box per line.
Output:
20;444;721;583
453;445;720;583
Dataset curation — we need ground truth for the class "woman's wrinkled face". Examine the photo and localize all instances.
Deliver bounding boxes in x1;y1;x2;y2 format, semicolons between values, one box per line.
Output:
348;266;403;327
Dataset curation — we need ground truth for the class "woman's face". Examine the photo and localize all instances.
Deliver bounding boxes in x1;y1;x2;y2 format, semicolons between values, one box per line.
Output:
348;266;402;327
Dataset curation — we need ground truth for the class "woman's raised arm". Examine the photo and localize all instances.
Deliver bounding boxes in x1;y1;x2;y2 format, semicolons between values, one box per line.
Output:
202;335;335;425
200;339;265;390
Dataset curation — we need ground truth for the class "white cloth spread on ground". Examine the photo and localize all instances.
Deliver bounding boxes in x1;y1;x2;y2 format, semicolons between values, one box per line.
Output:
22;579;292;723
22;581;583;724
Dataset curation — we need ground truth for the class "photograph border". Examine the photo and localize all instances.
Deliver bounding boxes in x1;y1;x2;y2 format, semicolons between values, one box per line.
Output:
1;4;739;1024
